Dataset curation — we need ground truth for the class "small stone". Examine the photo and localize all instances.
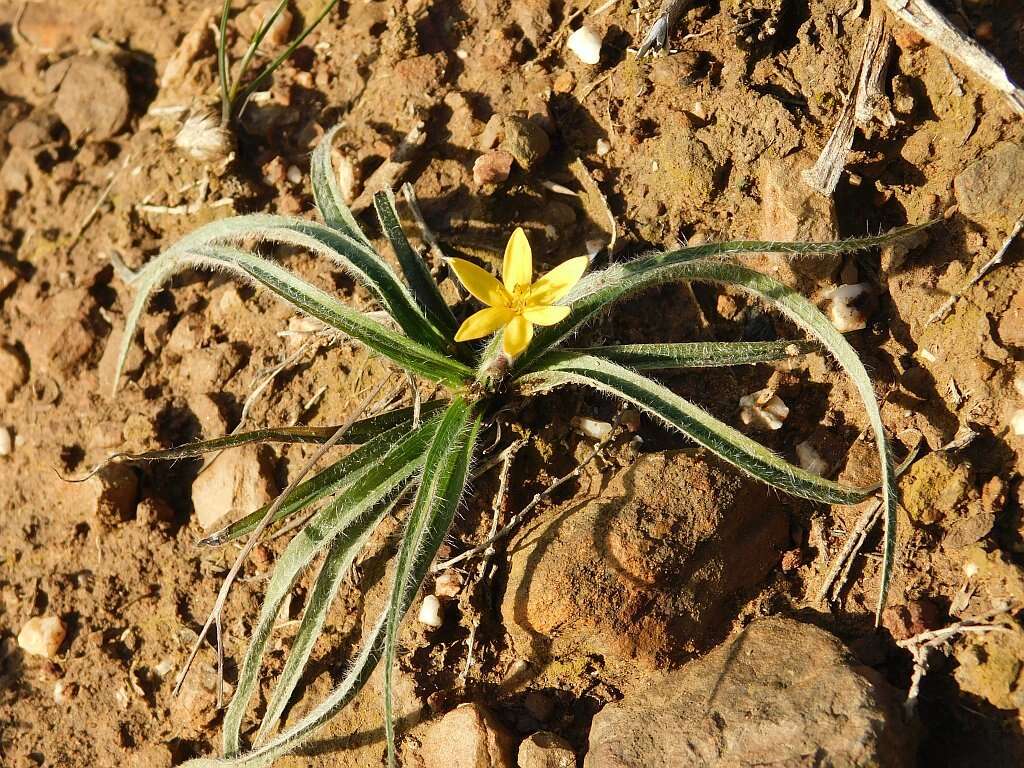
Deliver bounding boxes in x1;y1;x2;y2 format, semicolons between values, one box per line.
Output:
524;691;554;722
0;426;11;457
567;26;602;65
552;71;575;93
191;444;277;531
51;55;130;141
418;594;444;628
53;679;77;704
518;731;575;768
953;620;1024;712
248;1;294;47
830;283;873;332
596;138;611;156
796;440;828;475
571;416;612;441
17;616;67;659
171;662;234;737
998;288;1024;348
136;496;177;528
1011;409;1024;437
0;345;29;402
421;703;516;768
881;598;942;641
900;452;971;526
188;393;228;436
473;150;514;186
954;142;1024;232
739;388;789;431
434;571;463;598
500;116;550;171
160;7;216;90
584;618;910;767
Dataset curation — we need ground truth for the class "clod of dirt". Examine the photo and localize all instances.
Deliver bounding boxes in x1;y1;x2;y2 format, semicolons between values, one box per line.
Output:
518;730;575;768
899;452;971;527
17;615;67;659
74;464;140;524
14;2;96;51
953;619;1024;712
420;702;516;768
160;8;215;91
998;288;1024;349
170;662;234;738
0;426;11;457
474;150;514;186
759;154;841;282
882;598;943;641
247;1;294;48
500;116;551;172
500;450;788;670
962;546;1024;606
50;55;130;142
511;0;555;49
954;142;1024;232
0;345;28;402
188;393;228;436
191;444;277;531
584;618;912;768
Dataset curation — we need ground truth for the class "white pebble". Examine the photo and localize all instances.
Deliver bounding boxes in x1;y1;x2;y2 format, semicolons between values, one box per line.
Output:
1011;409;1024;437
739;389;790;431
796;441;829;475
567;26;602;65
572;415;612;441
17;616;67;659
53;680;74;704
829;283;871;332
1014;375;1024;398
286;165;303;184
418;594;443;628
596;138;611;156
0;426;11;457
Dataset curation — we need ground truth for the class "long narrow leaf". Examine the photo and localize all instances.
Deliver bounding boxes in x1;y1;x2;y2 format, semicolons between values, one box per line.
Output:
221;415;442;756
373;190;458;338
255;489;406;744
384;398;478;766
511;225;930;375
523;352;871;505
112;246;470;394
580;339;818;369
311;125;372;247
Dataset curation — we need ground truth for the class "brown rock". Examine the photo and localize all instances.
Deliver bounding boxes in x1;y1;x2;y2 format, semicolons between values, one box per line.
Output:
16;2;95;51
191;444;277;531
954;142;1024;233
421;703;516;768
501;115;550;171
51;55;130;141
500;451;788;669
999;288;1024;348
474;150;514;186
170;661;234;737
584;618;911;768
760;153;841;282
954;619;1024;712
0;345;28;402
882;598;943;641
900;452;971;526
518;731;575;768
160;7;216;91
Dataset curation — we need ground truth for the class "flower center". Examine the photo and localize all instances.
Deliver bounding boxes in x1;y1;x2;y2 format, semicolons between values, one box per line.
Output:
508;283;531;314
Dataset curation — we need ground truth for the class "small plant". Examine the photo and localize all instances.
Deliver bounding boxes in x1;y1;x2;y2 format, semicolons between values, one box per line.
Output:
216;0;339;125
109;126;922;766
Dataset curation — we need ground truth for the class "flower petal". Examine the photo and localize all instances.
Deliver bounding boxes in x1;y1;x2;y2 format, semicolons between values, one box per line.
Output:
454;306;515;342
449;258;511;308
527;256;589;306
522;305;570;326
502;314;533;357
502;227;533;293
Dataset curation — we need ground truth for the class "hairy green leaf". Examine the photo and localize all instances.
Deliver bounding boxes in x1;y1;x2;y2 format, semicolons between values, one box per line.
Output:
311;125;372;247
580;339;818;369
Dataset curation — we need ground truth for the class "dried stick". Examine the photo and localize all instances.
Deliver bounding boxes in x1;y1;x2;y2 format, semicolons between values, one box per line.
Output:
817;499;883;604
927;211;1024;324
172;376;395;705
432;415;622;573
883;0;1024;114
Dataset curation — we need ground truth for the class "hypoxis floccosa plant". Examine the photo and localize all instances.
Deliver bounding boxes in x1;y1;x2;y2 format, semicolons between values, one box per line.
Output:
108;125;923;766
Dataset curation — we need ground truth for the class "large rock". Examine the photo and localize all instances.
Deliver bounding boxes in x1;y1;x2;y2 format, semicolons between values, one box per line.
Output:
954;142;1024;233
584;618;911;767
191;444;277;531
420;703;516;768
50;55;130;141
500;450;788;669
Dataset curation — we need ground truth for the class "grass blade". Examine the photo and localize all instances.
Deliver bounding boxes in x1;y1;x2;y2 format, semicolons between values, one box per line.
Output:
580;339;818;369
384;398;478;766
523;352;871;506
311;125;371;247
222;415;442;756
373;190;458;338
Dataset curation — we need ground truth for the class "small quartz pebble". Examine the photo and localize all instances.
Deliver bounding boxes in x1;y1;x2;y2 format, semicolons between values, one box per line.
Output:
18;616;67;659
0;426;11;457
286;164;303;184
567;26;602;65
572;415;612;441
596;138;611;156
434;571;463;598
830;283;871;332
418;594;444;628
53;680;77;704
796;441;829;475
1011;409;1024;437
739;389;790;431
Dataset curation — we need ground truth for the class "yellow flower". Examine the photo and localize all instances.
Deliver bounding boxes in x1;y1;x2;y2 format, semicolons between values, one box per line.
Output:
450;228;588;358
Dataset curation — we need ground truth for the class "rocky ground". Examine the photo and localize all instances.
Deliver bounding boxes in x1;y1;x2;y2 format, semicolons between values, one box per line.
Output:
1;0;1024;766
